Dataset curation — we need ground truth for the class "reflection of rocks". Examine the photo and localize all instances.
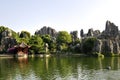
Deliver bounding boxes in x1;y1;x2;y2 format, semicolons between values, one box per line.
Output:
35;26;57;37
0;29;17;51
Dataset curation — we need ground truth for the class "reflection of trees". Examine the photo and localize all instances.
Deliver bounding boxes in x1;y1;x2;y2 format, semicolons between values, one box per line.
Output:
1;57;120;80
0;58;17;80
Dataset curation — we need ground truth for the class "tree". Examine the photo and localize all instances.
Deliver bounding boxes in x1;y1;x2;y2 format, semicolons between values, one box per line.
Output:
56;31;72;52
82;38;97;54
28;35;43;54
18;31;31;43
41;34;51;44
19;31;31;38
56;31;72;44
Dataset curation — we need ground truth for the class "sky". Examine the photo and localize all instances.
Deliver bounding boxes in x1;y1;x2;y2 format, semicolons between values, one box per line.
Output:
0;0;120;35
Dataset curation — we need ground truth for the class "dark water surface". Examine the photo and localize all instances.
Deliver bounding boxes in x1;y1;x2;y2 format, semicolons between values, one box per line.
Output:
0;56;120;80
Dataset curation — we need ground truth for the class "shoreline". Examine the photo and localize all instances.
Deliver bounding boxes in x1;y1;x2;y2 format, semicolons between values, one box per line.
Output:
0;53;88;58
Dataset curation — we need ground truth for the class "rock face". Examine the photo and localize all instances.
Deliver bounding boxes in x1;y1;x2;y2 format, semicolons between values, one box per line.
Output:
80;29;84;38
92;21;120;54
80;29;101;38
35;26;57;37
70;31;78;42
99;21;119;39
87;28;94;37
0;29;17;52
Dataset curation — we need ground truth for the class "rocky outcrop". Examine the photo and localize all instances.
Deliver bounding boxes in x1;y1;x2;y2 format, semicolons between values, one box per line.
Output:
35;26;57;37
92;21;120;54
0;29;17;52
87;28;94;37
80;29;101;38
99;21;119;39
80;29;84;38
70;31;78;42
93;39;102;53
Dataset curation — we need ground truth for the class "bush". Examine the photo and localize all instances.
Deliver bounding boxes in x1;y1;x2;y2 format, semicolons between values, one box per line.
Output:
82;37;97;54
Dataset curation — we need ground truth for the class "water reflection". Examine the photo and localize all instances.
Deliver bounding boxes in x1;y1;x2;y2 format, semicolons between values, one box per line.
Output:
1;57;120;80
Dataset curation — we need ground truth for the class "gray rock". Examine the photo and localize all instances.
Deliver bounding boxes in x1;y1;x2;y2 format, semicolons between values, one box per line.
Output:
93;39;102;53
0;29;17;51
93;30;101;37
101;40;113;54
100;21;119;39
70;31;78;42
87;28;94;37
35;26;57;37
80;29;84;38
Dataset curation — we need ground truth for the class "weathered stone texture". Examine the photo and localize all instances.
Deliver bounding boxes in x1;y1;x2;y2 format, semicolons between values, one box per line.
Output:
70;31;78;42
92;21;120;54
0;29;17;51
35;26;57;37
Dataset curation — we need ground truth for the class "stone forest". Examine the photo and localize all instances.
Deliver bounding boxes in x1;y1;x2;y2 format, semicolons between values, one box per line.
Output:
0;20;120;57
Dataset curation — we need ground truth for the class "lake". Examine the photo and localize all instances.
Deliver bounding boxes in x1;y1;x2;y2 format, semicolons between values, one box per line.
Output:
0;56;120;80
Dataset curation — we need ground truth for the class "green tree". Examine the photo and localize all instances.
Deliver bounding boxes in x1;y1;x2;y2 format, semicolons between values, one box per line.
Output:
57;31;72;44
18;31;31;43
56;31;72;52
28;35;43;54
82;38;97;54
19;31;31;38
41;34;57;52
41;34;51;43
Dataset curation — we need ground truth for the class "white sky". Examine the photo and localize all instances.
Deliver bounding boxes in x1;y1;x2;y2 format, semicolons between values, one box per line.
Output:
0;0;120;35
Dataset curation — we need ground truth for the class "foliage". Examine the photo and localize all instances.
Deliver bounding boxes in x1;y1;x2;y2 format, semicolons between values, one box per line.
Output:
56;31;72;44
41;34;57;52
28;35;44;54
41;34;51;43
82;37;97;54
19;31;31;38
56;31;72;52
17;31;31;43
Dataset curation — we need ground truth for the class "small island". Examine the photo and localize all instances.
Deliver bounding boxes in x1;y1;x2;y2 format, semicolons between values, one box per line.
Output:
0;20;120;57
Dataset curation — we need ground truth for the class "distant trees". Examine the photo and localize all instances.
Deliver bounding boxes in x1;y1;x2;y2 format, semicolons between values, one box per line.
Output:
19;31;31;38
17;31;31;43
0;26;99;55
56;31;72;52
57;31;72;44
82;38;97;54
28;35;43;54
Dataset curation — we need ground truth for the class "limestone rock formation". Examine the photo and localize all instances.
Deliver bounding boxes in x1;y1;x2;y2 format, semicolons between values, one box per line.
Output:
70;31;78;42
99;21;119;39
92;21;120;54
87;28;94;37
0;29;17;52
80;29;101;38
35;26;57;37
80;29;84;38
93;39;102;53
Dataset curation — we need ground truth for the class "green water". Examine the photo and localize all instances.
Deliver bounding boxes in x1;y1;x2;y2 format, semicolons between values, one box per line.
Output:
0;56;120;80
